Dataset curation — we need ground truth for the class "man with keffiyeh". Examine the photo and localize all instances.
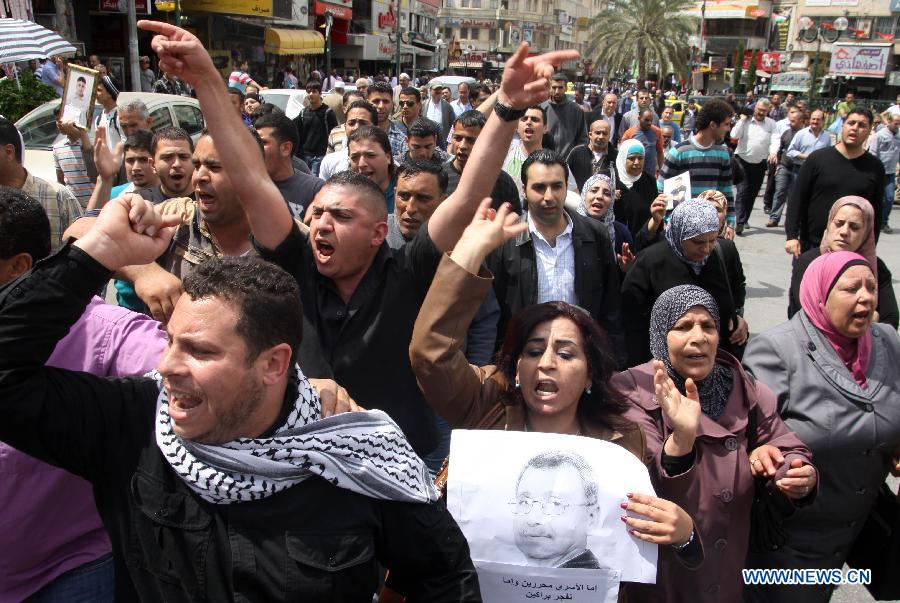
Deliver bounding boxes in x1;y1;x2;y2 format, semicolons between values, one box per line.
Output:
0;192;480;601
0;24;482;601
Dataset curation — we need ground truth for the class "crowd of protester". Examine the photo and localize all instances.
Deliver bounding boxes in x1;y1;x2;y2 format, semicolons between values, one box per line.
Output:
2;21;900;603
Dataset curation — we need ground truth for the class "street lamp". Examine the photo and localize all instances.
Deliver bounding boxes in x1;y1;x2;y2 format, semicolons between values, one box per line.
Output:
389;26;419;80
324;10;333;84
798;15;848;100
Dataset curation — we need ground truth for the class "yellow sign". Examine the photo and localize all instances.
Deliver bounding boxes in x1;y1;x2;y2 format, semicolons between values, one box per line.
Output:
180;0;272;16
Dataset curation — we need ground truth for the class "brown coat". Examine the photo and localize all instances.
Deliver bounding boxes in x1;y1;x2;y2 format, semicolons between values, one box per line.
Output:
410;254;645;458
613;356;816;603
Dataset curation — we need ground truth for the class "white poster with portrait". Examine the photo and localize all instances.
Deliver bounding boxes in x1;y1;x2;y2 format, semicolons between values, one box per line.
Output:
663;172;691;211
446;430;658;601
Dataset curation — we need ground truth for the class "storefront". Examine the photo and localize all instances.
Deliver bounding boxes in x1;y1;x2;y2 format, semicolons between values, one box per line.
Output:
826;42;894;98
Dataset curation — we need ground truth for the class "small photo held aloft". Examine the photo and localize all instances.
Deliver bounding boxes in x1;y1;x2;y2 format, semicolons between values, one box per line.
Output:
61;64;99;131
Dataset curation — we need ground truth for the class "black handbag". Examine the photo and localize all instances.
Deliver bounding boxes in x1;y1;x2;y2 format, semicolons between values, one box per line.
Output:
746;404;795;553
846;483;900;600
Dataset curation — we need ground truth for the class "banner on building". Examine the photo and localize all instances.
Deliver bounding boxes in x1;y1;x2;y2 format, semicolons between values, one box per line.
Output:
742;50;781;73
99;0;151;13
508;25;521;46
180;0;272;16
828;43;891;77
770;70;811;91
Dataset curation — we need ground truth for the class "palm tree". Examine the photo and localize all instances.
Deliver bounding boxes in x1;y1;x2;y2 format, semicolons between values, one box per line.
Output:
586;0;697;84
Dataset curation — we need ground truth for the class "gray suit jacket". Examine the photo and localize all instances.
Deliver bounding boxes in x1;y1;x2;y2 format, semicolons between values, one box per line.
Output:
743;312;900;579
420;98;456;141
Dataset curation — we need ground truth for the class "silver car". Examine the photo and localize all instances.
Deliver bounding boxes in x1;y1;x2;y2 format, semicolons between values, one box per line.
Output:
16;92;204;183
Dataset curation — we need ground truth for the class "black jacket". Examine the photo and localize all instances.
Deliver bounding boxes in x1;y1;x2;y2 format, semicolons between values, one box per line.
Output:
486;209;625;363
566;144;617;191
584;108;622;149
294;104;338;157
0;244;480;603
621;238;745;366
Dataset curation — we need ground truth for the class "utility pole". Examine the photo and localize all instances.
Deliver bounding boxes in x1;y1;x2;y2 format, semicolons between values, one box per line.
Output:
126;0;140;91
394;0;402;79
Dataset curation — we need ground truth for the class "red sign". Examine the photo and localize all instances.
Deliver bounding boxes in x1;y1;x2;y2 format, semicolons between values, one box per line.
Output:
742;50;781;73
315;1;352;19
99;0;149;12
378;2;397;29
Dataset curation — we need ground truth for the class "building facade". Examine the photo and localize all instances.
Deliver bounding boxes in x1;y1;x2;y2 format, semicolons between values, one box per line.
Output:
437;0;597;79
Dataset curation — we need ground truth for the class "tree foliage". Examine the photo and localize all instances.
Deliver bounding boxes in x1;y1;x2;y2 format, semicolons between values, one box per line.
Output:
586;0;697;83
732;40;745;92
0;70;58;123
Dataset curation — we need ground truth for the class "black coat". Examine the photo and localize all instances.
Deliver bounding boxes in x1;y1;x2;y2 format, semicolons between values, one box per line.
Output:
621;237;746;367
616;172;660;242
0;244;481;603
486;209;625;363
566;144;617;191
584;108;622;149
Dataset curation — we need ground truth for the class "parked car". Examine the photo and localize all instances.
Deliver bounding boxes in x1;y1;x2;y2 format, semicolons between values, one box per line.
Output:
259;89;307;119
425;75;477;99
664;97;686;125
16;92;204;183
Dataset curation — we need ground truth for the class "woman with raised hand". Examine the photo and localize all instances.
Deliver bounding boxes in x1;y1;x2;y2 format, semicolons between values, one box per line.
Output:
614;139;667;249
743;251;900;603
614;285;816;602
787;195;898;329
408;200;701;596
578;173;636;272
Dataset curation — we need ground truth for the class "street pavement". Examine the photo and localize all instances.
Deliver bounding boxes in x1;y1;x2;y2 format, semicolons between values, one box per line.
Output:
737;199;900;603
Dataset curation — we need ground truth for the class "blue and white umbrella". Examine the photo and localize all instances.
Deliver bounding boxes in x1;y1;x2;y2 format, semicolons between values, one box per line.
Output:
0;18;76;64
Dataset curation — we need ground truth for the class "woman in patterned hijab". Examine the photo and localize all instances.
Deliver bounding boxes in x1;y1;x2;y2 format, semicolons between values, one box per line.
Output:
621;197;749;366
578;173;636;272
665;197;721;275
614;285;817;602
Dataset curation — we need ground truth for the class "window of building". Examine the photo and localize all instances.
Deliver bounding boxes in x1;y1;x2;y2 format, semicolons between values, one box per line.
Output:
874;16;896;40
472;0;481;7
489;28;497;42
460;27;469;39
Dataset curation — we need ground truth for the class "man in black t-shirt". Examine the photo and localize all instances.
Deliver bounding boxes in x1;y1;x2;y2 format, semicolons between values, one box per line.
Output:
786;108;885;255
256;112;324;218
442;110;522;214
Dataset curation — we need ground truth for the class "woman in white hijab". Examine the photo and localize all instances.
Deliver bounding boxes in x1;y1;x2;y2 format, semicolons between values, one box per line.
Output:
615;139;668;250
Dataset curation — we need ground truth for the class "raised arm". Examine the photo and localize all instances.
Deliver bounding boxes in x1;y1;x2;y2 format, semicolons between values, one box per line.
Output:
410;202;526;427
0;196;179;481
426;43;578;252
139;20;293;249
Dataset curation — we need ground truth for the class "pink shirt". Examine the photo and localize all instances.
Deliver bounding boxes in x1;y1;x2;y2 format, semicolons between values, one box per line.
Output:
0;297;166;601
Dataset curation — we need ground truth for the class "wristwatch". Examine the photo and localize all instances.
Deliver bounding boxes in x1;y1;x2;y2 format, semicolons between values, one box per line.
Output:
493;100;527;122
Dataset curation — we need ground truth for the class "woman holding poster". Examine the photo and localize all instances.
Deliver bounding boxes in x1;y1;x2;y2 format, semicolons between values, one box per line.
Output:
408;201;700;598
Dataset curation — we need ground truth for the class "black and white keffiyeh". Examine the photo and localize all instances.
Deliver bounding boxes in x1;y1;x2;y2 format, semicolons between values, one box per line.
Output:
150;366;438;505
649;285;733;421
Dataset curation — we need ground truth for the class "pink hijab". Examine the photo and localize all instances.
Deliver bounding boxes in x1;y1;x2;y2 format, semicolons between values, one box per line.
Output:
799;251;874;386
819;196;877;272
